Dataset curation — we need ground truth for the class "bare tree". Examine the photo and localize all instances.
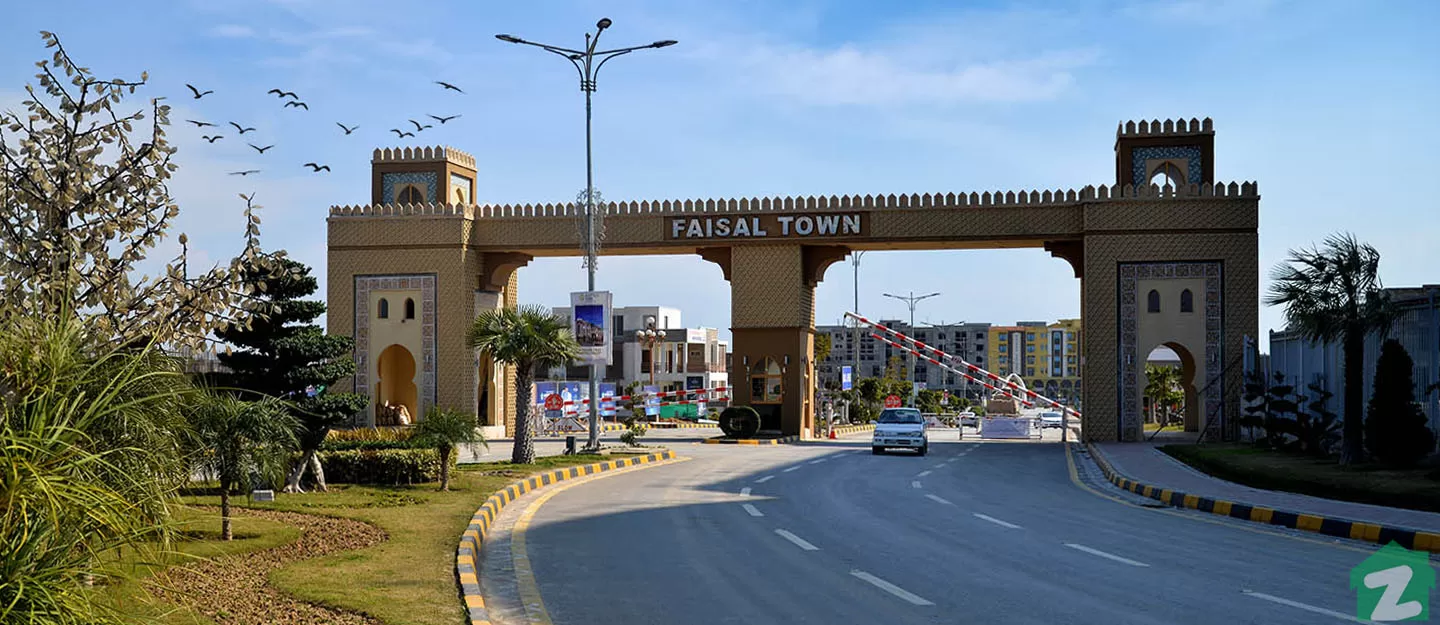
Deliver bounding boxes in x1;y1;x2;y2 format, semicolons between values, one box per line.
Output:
0;32;263;349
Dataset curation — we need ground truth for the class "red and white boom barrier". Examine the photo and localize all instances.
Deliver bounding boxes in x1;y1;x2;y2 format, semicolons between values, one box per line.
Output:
847;312;1080;418
869;333;1034;409
540;385;729;408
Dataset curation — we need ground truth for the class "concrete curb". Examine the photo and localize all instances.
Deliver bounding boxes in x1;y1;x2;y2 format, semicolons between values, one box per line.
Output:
1084;443;1440;554
830;424;876;437
647;422;720;429
702;435;800;445
454;450;678;624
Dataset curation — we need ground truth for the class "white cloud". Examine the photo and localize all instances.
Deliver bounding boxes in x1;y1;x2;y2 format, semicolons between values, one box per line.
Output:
209;24;256;38
730;43;1098;106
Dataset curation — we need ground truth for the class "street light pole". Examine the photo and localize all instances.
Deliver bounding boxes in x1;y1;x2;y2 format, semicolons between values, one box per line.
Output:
496;21;676;452
851;251;866;393
883;291;940;405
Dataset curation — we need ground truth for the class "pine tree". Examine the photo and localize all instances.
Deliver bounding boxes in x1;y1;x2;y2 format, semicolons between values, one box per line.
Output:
215;256;368;492
1364;339;1436;467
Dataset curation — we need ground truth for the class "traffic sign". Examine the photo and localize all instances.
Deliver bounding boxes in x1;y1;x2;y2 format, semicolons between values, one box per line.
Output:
884;394;902;408
544;393;563;411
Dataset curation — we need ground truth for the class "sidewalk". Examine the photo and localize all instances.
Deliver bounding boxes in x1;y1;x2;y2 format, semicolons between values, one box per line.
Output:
1093;440;1440;533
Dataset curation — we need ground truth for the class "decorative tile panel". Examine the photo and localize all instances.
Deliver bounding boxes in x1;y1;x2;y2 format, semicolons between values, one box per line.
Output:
1118;261;1223;441
381;172;438;204
354;274;437;426
1132;146;1202;187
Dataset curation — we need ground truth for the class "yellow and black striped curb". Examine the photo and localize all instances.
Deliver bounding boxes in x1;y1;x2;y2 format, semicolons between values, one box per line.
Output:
702;434;801;445
1084;443;1440;554
829;424;876;437
455;450;678;625
648;421;720;429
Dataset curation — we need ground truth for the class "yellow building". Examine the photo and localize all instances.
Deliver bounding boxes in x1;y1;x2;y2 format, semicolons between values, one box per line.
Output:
987;319;1081;404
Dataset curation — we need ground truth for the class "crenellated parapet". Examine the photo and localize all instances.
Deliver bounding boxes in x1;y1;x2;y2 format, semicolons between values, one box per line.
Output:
327;181;1257;220
371;145;476;169
329;202;475;218
1118;117;1214;137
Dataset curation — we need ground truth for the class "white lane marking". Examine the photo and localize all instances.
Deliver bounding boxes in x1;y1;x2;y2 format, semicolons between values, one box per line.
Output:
925;494;953;505
1241;591;1367;623
931;463;945;469
742;503;764;517
973;513;1022;529
755;475;775;483
850;570;935;606
916;470;933;477
911;480;922;489
809;458;828;464
774;529;819;551
1063;543;1149;567
740;487;751;497
782;466;801;473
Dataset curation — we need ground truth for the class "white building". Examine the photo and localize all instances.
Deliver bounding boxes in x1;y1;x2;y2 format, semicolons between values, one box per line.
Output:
549;305;729;392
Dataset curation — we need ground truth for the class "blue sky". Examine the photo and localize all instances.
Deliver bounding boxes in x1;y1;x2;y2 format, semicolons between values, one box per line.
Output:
4;0;1437;350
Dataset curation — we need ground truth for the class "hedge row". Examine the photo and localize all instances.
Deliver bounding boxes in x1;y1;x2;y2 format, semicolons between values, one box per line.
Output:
320;438;429;452
318;448;454;485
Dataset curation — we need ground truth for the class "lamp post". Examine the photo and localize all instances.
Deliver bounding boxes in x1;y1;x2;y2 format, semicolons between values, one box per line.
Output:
850;251;866;393
496;20;676;451
883;291;940;405
636;315;666;422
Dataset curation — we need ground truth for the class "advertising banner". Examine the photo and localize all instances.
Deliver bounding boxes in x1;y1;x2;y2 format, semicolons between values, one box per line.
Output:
644;385;661;417
570;291;613;365
841;365;853;391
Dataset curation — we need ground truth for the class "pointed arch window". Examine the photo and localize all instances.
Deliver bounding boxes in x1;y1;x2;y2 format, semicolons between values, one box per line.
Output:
397;184;425;204
750;357;784;403
1180;289;1194;313
378;298;390;319
404;298;416;320
1147;290;1161;313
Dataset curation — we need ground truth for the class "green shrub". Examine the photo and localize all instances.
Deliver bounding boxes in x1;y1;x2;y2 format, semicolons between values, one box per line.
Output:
326;426;415;444
320;438;429;452
318;448;455;485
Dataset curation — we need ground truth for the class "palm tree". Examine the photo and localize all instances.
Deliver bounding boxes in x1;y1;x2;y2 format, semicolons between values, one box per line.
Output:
187;393;297;539
413;406;487;490
1143;363;1183;427
1265;232;1396;464
467;305;580;464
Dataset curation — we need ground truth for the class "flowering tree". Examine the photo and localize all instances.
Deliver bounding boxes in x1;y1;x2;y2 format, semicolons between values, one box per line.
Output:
0;31;263;349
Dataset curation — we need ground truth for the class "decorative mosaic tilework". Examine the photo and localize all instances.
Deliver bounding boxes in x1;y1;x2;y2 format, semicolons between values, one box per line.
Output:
1132;146;1202;187
381;172;437;204
1118;262;1223;441
354;274;437;426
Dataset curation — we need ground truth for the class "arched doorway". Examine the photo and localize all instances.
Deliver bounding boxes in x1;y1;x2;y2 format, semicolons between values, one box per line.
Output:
1144;343;1199;433
377;344;418;424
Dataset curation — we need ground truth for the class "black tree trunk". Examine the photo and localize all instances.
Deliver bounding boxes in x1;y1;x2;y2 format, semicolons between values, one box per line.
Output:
1340;324;1367;465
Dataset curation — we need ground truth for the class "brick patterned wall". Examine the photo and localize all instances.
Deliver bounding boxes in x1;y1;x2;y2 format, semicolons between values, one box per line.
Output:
1081;231;1258;442
731;246;810;328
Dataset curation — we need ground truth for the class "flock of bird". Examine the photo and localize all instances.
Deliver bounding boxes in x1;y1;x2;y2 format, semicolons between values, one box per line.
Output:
178;81;465;179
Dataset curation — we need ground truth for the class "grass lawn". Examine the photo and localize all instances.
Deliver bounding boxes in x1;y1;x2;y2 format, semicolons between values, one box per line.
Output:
1160;443;1440;513
173;453;608;625
97;507;303;624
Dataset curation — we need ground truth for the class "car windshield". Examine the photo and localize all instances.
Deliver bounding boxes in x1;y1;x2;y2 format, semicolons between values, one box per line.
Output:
877;409;923;424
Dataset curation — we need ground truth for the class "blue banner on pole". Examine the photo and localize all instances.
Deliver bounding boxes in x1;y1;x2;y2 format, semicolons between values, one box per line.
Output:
841;366;853;391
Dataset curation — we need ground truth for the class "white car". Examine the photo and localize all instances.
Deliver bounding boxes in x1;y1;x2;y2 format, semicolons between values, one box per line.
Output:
1039;411;1065;429
872;408;928;456
958;410;979;427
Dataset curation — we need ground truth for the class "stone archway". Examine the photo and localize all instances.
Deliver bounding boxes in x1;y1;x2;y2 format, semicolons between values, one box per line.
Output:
377;344;418;422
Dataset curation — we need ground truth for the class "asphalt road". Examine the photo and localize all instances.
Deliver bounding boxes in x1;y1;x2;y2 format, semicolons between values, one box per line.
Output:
486;434;1405;624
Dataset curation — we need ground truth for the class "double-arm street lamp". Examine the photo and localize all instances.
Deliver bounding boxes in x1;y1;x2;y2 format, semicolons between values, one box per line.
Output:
883;291;940;404
495;20;676;451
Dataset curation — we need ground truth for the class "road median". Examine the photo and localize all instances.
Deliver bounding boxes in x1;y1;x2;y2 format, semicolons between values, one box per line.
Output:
1085;442;1440;554
455;450;678;625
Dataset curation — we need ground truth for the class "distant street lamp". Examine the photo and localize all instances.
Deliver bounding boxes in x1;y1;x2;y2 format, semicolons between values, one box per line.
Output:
495;19;676;452
636;315;667;388
883;291;941;404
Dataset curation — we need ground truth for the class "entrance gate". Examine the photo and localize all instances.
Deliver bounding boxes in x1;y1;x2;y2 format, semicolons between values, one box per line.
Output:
327;118;1258;442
